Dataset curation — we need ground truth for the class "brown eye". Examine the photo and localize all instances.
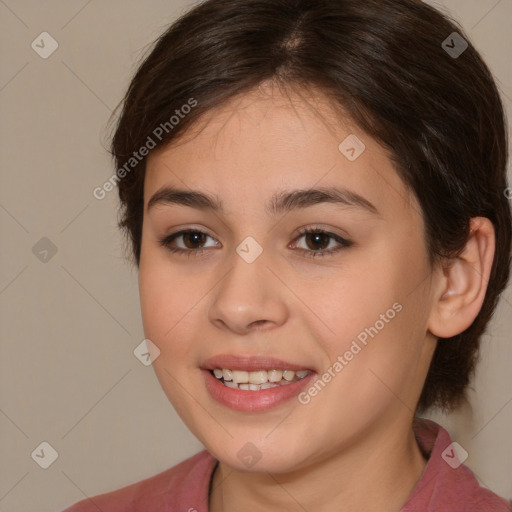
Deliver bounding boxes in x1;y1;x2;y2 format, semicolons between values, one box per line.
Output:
181;231;207;249
292;228;353;259
303;232;331;251
159;227;352;259
159;229;219;256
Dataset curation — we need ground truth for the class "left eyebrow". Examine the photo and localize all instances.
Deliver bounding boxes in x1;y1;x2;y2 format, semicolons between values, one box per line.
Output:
268;187;380;216
147;185;380;216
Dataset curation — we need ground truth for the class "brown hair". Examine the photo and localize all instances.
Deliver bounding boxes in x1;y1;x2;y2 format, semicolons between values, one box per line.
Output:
109;0;511;412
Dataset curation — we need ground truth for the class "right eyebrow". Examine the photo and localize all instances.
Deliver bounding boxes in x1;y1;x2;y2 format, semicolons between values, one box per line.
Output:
147;185;380;217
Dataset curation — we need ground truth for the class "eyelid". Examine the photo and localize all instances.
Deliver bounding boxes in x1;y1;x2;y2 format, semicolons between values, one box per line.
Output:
159;228;219;255
291;226;353;258
158;225;353;258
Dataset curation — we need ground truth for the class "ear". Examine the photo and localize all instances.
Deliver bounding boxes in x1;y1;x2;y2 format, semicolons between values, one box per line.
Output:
428;217;495;339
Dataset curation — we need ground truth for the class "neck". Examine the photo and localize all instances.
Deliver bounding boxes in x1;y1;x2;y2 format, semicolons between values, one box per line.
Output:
209;419;427;512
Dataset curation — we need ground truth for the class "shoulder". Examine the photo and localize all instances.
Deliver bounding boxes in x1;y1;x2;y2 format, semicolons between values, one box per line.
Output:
403;418;511;512
60;450;217;512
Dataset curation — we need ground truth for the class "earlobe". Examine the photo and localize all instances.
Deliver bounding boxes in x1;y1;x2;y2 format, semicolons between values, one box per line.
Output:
428;217;495;339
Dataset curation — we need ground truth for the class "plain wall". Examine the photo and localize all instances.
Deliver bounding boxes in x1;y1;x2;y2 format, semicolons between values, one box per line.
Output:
0;1;510;510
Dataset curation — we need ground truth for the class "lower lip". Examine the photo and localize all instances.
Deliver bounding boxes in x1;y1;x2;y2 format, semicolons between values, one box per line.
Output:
202;370;315;412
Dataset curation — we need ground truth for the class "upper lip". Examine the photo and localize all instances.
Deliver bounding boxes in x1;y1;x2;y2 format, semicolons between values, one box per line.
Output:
201;354;313;372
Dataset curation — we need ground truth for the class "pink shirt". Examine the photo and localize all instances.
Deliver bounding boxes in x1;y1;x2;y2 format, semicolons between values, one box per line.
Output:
62;418;511;511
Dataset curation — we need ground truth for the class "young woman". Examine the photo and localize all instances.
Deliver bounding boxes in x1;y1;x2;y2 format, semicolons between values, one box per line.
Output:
64;0;511;510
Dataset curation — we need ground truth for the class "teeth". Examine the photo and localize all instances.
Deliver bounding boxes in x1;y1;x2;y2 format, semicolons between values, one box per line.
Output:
232;370;249;384
248;370;268;384
268;369;283;382
211;367;310;390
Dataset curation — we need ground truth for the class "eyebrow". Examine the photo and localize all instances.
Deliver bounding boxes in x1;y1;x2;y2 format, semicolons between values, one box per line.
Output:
147;185;380;216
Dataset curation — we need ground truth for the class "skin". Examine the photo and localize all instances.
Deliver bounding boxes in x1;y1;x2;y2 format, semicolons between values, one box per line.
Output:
138;82;495;511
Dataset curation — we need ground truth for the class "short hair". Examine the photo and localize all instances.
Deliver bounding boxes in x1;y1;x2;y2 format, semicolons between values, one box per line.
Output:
110;0;511;412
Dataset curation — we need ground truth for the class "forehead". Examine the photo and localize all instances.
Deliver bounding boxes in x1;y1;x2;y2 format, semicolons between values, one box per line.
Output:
144;84;416;220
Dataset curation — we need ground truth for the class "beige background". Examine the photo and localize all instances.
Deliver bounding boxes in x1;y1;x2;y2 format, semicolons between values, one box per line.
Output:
0;1;510;510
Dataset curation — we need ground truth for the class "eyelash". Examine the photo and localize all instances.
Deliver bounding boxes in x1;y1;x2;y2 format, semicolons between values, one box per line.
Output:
158;227;353;259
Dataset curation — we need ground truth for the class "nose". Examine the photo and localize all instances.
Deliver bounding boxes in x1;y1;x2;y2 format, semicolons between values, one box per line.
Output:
207;247;289;335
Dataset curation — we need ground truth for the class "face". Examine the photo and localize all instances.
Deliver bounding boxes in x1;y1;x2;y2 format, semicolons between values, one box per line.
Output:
139;83;438;474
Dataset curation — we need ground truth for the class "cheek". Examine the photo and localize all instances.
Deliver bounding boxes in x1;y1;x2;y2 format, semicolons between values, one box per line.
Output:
307;247;430;390
317;296;430;421
304;264;399;351
139;262;171;339
138;256;198;364
138;259;204;414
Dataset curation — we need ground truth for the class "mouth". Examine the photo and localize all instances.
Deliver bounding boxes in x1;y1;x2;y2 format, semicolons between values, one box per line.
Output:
210;368;311;390
201;355;316;412
210;368;311;391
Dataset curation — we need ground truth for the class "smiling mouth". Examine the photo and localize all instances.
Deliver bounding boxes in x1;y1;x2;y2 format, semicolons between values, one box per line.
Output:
210;368;311;390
